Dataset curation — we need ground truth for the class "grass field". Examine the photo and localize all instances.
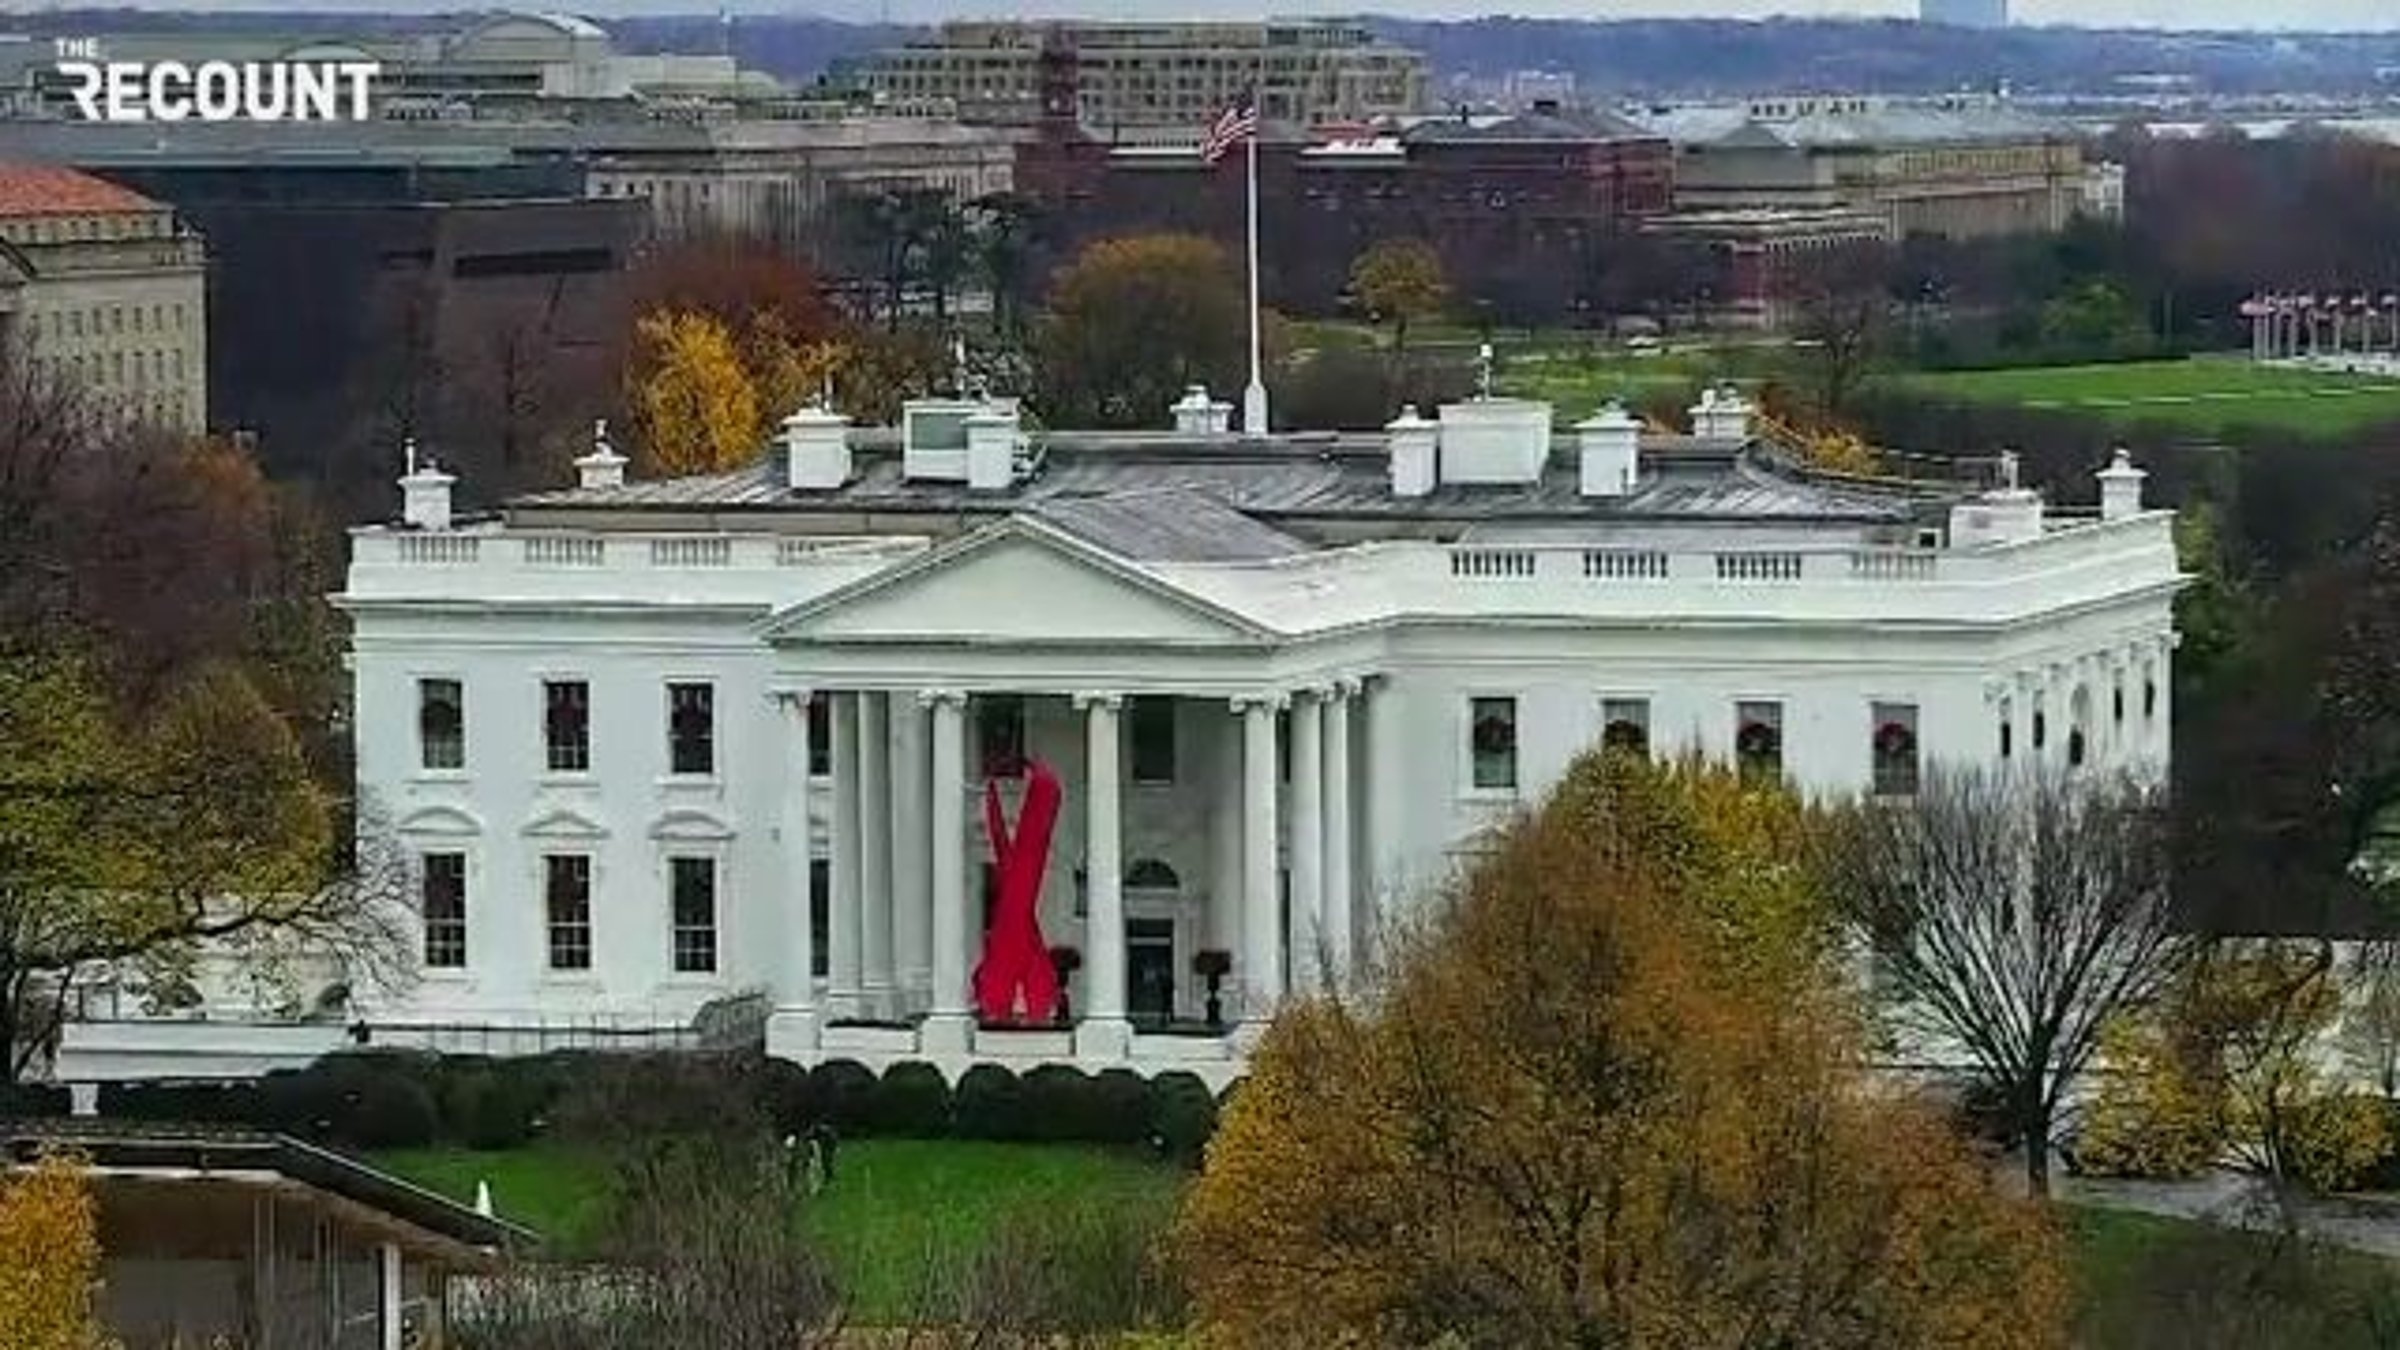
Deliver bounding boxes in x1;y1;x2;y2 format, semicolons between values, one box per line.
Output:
377;1139;1184;1320
376;1139;2390;1338
1894;358;2400;438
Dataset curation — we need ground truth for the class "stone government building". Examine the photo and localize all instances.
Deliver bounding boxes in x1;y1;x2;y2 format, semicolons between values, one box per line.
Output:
279;383;2181;1089
0;164;207;433
838;19;1429;130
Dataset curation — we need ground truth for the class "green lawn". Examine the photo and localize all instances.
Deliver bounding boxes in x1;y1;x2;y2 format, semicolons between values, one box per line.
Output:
375;1138;2386;1338
376;1138;1186;1320
1893;358;2400;437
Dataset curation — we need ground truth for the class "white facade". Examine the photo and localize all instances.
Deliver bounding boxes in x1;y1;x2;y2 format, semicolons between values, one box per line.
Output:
329;394;2182;1086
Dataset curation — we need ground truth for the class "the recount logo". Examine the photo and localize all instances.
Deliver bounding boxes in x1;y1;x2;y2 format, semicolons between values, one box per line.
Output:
54;38;379;124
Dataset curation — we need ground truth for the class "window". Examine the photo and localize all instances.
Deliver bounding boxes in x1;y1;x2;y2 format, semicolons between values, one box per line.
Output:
1871;702;1920;797
1600;698;1649;756
978;694;1025;775
418;678;464;770
1999;715;2013;759
1736;701;1783;782
422;852;467;968
2114;681;2126;725
807;697;831;775
670;856;717;973
810;859;830;978
2033;709;2048;753
2144;677;2158;720
2068;727;2088;769
667;683;715;775
544;680;590;773
1469;696;1518;791
545;855;592;971
1130;696;1176;784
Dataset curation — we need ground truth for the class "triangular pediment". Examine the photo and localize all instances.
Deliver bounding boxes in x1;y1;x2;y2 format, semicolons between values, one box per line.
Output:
758;519;1273;648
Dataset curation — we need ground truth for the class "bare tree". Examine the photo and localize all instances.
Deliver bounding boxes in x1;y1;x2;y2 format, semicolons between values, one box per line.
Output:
1783;240;1897;418
1824;765;2191;1197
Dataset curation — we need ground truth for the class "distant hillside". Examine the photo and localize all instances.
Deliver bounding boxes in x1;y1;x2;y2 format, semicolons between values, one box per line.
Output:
1371;17;2400;98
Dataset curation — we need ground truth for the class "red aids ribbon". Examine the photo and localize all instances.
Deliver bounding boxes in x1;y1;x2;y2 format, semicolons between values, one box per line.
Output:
973;757;1062;1024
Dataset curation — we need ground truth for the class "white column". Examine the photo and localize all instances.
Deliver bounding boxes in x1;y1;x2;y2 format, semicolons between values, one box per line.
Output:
827;691;862;1019
1077;693;1132;1058
889;694;932;1014
378;1241;403;1350
1208;704;1245;1021
1321;681;1355;988
766;690;819;1058
857;691;893;1016
1239;695;1283;1026
1288;691;1324;995
1362;674;1402;968
922;690;973;1054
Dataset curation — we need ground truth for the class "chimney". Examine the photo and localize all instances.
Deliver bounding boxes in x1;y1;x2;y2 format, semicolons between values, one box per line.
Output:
783;404;852;491
1387;405;1438;498
2097;446;2147;521
1690;383;1753;441
1171;384;1232;436
398;439;455;530
574;418;627;490
965;403;1021;492
1576;401;1642;498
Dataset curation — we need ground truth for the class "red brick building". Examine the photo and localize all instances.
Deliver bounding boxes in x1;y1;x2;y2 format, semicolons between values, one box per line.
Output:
1016;106;1675;323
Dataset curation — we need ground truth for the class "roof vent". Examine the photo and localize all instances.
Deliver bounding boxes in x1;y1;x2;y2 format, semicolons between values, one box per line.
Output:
1690;383;1753;441
1436;397;1551;485
1387;405;1438;498
784;404;851;491
2097;446;2147;521
1171;384;1233;436
574;418;627;490
1949;449;2045;547
1576;401;1642;498
903;396;1012;482
398;439;454;530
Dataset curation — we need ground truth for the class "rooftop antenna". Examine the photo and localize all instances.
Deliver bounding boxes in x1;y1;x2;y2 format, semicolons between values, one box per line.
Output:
1475;341;1495;400
1999;448;2021;491
402;435;420;476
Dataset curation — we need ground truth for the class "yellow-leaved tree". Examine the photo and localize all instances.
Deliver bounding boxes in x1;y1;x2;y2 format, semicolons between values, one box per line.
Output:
1347;237;1449;361
627;309;763;477
1176;751;2067;1350
0;1152;110;1350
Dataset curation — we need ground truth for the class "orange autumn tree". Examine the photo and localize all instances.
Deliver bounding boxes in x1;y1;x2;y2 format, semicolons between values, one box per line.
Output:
0;1152;110;1350
1176;751;2068;1350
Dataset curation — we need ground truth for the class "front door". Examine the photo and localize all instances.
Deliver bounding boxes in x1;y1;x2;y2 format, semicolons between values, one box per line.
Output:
1128;917;1175;1027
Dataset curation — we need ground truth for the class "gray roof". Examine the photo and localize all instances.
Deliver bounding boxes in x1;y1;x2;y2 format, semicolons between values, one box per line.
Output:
508;429;1951;540
1030;487;1312;561
1398;108;1659;145
1636;100;2073;150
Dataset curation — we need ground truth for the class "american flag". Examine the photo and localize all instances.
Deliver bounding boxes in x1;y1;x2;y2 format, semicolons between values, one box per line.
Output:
1200;90;1258;164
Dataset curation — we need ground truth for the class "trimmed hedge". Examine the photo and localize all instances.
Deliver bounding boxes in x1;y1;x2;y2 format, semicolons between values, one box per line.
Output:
953;1064;1031;1141
85;1050;1225;1162
0;1082;71;1118
864;1061;952;1137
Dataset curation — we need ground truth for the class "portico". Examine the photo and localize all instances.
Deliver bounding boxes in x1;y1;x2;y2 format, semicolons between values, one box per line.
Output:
755;518;1379;1082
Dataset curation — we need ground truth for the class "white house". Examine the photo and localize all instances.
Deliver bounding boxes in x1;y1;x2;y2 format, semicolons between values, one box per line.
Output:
327;386;2181;1087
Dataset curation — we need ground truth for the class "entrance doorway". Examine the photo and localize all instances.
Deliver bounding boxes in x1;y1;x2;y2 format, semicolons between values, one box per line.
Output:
1128;917;1175;1027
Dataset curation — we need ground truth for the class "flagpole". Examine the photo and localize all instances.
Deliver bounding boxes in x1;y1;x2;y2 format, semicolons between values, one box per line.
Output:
1242;125;1268;437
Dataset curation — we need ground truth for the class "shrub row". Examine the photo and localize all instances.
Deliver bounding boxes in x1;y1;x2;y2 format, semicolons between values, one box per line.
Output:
87;1052;1227;1165
759;1060;1220;1166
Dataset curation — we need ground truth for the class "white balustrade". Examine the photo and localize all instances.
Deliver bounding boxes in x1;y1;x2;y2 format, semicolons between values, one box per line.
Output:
524;536;605;567
1581;549;1670;580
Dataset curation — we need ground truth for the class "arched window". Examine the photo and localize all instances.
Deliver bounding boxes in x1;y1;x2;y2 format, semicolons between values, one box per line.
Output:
2032;710;2048;753
2068;729;2087;768
1125;858;1181;891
